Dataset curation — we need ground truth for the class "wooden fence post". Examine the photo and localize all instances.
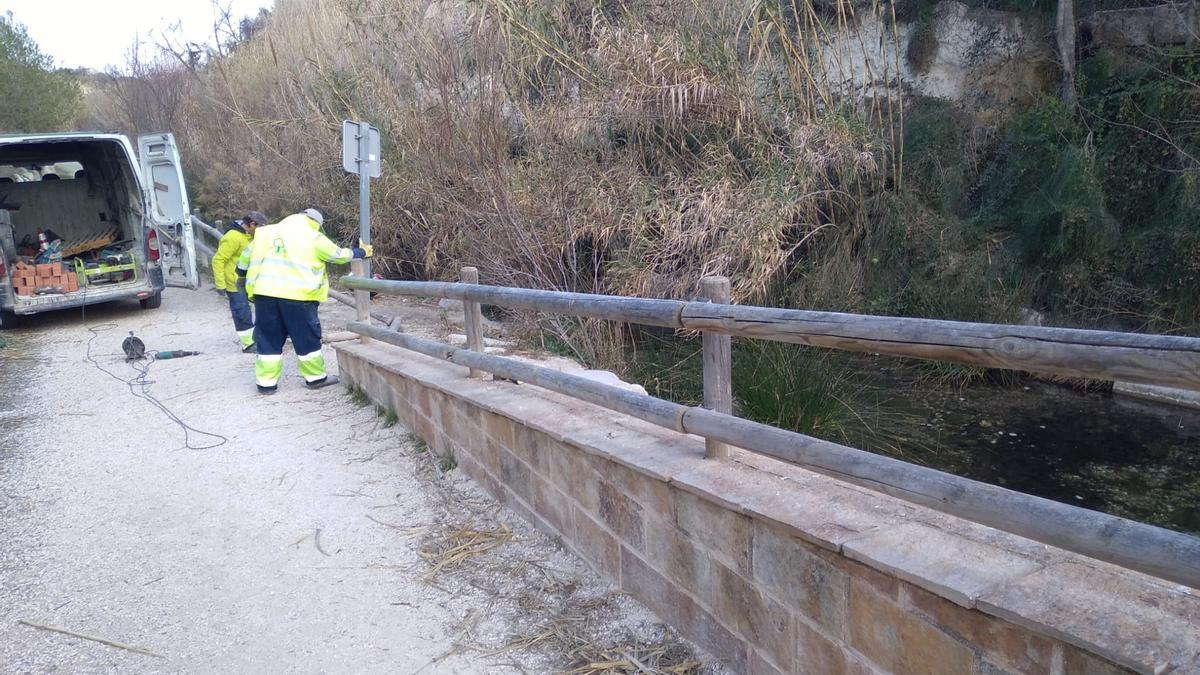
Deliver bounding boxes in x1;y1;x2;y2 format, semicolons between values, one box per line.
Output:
701;276;732;459
351;259;372;344
462;267;485;378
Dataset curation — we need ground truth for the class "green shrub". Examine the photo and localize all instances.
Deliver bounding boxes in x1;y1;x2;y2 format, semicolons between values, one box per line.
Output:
731;340;873;443
0;13;81;132
902;98;970;213
412;437;429;455
971;98;1118;312
1076;47;1199;328
628;333;890;446
1014;144;1118;265
856;192;1026;323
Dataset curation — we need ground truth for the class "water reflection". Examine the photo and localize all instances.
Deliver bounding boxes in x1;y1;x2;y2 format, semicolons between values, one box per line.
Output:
860;364;1200;535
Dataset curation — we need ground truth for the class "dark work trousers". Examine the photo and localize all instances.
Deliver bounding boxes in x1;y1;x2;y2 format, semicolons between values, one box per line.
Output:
227;288;255;347
253;296;325;388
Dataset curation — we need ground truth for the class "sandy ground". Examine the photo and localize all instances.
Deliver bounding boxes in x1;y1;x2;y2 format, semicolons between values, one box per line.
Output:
0;287;719;674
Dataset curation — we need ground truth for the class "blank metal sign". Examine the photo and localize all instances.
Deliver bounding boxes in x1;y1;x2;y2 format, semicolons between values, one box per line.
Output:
341;120;381;178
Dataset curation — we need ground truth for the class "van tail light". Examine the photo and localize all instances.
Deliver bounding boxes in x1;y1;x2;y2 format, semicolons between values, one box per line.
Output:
147;229;161;262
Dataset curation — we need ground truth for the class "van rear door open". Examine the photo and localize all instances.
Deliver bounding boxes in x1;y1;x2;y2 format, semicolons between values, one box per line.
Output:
138;133;198;290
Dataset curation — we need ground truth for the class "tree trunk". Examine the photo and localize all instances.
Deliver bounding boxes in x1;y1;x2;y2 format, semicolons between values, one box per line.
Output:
1057;0;1077;106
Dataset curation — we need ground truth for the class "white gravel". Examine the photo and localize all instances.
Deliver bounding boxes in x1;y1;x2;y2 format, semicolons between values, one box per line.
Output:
0;288;719;674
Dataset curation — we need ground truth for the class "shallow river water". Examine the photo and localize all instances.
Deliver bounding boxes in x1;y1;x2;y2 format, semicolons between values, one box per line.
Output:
632;339;1200;537
854;363;1200;535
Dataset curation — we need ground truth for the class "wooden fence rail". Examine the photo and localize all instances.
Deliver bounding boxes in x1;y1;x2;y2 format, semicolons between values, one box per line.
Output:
188;213;220;268
341;273;1200;589
341;277;1200;392
190;212;223;244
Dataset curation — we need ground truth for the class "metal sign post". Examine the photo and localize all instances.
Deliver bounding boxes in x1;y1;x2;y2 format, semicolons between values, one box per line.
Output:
342;120;381;278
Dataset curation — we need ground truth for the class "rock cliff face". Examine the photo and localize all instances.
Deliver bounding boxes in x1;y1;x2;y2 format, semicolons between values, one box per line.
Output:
1081;2;1197;48
406;0;1197;130
821;1;1196;125
821;2;1052;125
909;3;1055;123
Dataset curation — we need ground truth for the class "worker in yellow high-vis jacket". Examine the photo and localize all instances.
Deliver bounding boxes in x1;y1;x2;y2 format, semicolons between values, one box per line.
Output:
212;211;265;352
236;208;372;394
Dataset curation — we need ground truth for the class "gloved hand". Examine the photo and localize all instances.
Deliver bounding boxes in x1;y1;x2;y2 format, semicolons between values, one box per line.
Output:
358;240;374;258
215;288;226;297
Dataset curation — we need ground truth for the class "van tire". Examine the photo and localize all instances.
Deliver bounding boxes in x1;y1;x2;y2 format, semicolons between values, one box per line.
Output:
0;309;16;329
140;293;162;310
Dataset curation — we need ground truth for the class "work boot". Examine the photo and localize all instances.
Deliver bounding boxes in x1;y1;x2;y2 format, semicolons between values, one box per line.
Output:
242;342;256;353
305;374;340;390
257;384;278;395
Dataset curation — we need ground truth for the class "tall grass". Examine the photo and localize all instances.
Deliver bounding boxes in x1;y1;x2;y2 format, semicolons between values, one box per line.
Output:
732;340;878;443
89;0;1200;345
91;0;1104;384
629;332;895;447
85;0;915;370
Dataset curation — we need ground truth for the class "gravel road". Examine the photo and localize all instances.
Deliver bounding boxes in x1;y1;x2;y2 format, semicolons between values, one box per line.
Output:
0;289;718;674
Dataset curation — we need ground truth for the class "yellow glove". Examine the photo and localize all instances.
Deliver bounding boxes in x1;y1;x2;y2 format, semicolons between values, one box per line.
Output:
358;240;374;258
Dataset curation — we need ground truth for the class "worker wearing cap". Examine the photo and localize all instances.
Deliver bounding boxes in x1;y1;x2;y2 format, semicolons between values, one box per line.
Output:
212;211;266;352
237;208;372;394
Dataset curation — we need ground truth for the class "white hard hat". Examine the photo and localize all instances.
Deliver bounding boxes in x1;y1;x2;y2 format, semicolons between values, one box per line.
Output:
303;208;324;226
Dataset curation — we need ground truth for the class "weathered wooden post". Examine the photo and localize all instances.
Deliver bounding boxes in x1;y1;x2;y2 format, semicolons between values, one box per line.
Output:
701;275;732;459
351;259;371;344
461;266;485;378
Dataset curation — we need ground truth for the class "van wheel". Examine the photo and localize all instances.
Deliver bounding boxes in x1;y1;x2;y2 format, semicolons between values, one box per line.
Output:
0;309;16;329
140;293;162;310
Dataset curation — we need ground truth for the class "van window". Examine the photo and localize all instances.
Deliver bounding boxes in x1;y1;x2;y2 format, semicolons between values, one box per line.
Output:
0;161;86;182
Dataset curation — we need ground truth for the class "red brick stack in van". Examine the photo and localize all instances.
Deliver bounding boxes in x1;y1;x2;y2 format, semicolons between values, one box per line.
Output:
11;261;77;294
12;261;35;296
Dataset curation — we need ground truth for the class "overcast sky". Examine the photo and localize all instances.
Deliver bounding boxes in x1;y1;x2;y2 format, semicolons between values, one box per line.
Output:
4;0;275;71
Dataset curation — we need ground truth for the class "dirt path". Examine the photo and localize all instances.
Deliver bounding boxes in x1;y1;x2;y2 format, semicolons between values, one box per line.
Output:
0;289;719;673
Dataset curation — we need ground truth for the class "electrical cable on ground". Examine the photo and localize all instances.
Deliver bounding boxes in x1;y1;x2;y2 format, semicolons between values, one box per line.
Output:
80;290;228;450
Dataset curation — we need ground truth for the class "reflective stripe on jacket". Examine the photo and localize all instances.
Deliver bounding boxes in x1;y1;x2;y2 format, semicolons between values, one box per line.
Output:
243;213;355;302
211;225;252;291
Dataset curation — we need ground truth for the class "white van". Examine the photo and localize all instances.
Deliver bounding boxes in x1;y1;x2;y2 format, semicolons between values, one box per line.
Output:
0;131;198;327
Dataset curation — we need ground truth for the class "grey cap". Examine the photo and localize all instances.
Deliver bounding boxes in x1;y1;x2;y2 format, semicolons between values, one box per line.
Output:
303;208;324;227
243;211;268;226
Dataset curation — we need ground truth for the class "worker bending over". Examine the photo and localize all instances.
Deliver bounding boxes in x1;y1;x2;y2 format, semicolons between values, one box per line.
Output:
237;208;372;394
212;211;265;351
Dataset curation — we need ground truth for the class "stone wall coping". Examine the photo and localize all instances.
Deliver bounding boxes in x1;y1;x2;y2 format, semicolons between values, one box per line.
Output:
335;341;1200;673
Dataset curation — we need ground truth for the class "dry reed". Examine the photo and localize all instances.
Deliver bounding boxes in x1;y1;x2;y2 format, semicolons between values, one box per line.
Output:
89;0;905;370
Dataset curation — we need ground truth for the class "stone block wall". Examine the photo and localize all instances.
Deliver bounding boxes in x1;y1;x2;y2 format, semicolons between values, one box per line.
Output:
335;341;1200;675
